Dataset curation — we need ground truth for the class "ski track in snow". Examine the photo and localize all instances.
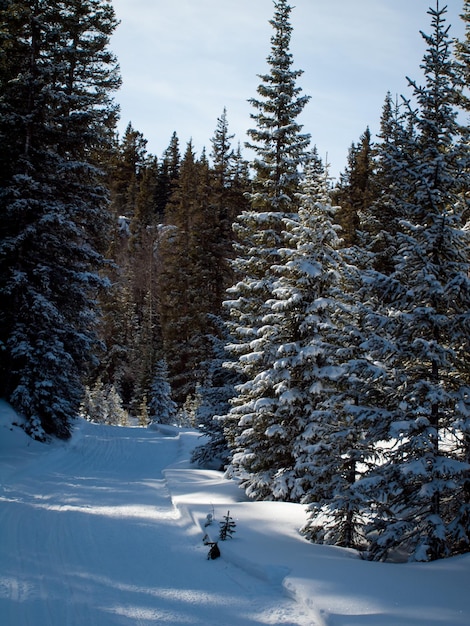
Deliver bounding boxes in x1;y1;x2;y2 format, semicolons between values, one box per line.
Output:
0;420;318;626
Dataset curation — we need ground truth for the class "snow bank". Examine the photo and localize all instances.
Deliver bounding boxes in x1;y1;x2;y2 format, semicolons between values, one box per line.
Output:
165;429;470;626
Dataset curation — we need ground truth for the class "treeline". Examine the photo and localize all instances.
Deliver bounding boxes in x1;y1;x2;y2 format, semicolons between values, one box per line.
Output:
1;0;469;562
93;115;251;423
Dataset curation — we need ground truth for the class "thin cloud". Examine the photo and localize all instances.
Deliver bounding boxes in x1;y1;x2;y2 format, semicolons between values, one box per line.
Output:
111;0;464;176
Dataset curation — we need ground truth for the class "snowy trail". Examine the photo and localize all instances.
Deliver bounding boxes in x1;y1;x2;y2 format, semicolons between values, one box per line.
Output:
1;410;469;626
0;419;317;626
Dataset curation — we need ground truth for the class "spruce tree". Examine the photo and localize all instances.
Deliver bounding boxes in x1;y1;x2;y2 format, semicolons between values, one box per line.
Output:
360;93;415;274
246;0;311;210
109;122;148;220
210;108;248;304
148;359;177;425
361;3;470;561
219;510;237;540
228;156;348;502
222;0;310;491
299;246;385;550
190;322;238;469
454;0;470;223
333;127;376;246
155;132;180;220
0;0;120;439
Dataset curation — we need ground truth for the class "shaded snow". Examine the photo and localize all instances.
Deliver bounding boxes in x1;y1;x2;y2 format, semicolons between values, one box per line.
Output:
1;399;469;625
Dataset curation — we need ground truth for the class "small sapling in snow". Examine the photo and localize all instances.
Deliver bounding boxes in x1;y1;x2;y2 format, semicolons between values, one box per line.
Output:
219;510;236;541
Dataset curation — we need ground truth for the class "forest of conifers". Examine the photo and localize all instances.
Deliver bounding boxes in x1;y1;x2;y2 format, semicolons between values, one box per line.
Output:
1;0;469;562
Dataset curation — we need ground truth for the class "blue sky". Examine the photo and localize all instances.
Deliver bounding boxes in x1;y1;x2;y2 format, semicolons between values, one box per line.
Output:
110;0;465;179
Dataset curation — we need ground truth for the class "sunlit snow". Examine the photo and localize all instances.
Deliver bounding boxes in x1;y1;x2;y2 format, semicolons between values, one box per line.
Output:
0;399;469;625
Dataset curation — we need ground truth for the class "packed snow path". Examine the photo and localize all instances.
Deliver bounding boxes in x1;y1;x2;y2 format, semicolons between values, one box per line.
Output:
1;409;469;626
0;418;316;626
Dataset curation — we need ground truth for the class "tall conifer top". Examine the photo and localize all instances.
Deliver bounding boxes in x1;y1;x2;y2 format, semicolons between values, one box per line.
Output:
246;0;310;211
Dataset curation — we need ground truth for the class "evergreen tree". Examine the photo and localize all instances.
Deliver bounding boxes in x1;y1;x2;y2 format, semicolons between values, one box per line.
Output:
228;157;349;503
360;93;415;274
222;0;310;488
0;0;120;439
109;122;148;220
191;318;239;469
454;0;470;223
155;131;180;220
246;0;311;210
299;245;385;550
82;379;129;426
212;108;234;189
210;108;249;303
148;358;177;425
361;3;470;561
130;155;159;235
333;127;376;246
219;510;237;540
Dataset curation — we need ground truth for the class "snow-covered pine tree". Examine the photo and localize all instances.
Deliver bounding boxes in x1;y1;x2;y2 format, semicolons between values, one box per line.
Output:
454;0;470;151
261;153;349;504
0;0;120;439
148;359;177;425
314;95;419;552
360;3;470;561
191;318;239;469
222;0;310;496
318;100;419;556
226;153;346;502
82;380;128;426
250;152;380;549
359;92;415;274
246;0;311;211
298;262;391;550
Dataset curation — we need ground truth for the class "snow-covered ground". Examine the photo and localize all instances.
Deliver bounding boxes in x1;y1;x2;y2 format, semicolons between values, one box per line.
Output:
0;400;469;626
